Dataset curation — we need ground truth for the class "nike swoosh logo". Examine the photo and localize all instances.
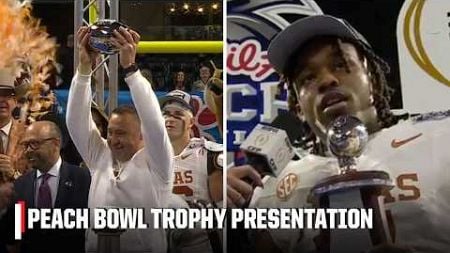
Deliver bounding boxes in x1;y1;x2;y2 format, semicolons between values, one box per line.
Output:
180;153;192;160
391;133;423;148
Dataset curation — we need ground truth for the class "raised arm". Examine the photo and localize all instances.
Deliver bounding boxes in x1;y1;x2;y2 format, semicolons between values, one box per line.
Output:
127;72;173;182
111;27;173;183
66;27;107;169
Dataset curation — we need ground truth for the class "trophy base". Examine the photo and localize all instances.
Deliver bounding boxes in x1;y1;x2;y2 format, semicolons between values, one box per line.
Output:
93;228;126;253
312;170;392;195
311;170;394;253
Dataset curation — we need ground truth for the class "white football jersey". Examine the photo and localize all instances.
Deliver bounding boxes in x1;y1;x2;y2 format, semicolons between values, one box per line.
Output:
250;115;450;253
172;137;223;203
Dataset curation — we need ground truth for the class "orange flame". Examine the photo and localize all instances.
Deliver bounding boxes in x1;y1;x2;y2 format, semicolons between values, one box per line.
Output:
0;0;58;123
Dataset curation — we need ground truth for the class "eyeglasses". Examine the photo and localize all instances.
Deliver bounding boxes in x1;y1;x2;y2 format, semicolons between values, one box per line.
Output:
20;138;56;150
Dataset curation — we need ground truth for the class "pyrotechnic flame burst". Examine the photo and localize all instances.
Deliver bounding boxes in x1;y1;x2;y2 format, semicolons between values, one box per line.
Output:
0;0;58;124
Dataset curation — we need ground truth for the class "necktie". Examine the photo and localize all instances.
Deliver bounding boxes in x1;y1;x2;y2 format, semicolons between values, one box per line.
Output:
0;130;4;154
37;173;52;208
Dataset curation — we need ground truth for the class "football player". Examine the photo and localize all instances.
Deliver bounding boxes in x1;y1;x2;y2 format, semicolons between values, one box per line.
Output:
160;90;223;205
229;15;450;253
160;90;223;253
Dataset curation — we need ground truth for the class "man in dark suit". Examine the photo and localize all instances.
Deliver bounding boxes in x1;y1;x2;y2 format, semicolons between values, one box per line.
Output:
1;120;91;253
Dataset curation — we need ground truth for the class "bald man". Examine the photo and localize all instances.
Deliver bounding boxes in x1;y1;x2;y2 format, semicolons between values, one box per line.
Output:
1;121;91;253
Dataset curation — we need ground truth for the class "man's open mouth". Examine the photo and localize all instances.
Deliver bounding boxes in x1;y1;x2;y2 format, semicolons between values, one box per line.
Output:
320;91;348;112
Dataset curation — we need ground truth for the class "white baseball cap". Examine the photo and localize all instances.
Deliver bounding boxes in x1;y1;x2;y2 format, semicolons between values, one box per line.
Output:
0;68;16;96
159;90;194;113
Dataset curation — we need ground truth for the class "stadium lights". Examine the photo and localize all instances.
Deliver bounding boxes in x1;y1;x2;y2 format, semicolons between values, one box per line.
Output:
168;2;220;15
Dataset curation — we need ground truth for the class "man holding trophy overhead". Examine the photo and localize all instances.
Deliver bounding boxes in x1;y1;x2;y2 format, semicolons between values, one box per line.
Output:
66;24;173;253
235;15;450;253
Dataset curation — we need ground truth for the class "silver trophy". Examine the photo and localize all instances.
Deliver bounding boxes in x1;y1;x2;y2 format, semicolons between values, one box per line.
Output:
327;115;369;173
89;19;126;55
87;19;128;73
311;115;394;253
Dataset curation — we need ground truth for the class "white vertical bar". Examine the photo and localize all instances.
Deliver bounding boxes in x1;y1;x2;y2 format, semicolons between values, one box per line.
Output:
14;203;22;240
95;0;106;109
74;0;84;73
108;0;119;114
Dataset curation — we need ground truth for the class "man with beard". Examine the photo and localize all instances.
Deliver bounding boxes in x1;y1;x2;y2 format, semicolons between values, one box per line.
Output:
2;121;90;253
228;15;449;253
160;90;223;253
67;26;173;253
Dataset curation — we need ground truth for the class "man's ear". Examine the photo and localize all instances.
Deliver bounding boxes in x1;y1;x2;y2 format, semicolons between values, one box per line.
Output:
369;81;375;104
368;69;375;104
363;57;375;104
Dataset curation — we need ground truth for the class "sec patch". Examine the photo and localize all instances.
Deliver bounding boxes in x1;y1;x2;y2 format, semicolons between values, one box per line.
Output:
276;173;298;201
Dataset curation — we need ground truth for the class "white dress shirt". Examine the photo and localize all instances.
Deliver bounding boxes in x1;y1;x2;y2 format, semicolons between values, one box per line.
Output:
0;120;12;152
35;157;62;207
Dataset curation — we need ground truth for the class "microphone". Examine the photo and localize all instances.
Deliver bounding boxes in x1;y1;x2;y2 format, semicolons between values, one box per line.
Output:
240;113;304;177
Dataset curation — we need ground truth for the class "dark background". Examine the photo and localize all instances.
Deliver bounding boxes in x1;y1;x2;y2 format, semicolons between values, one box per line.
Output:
311;0;405;109
31;0;223;91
